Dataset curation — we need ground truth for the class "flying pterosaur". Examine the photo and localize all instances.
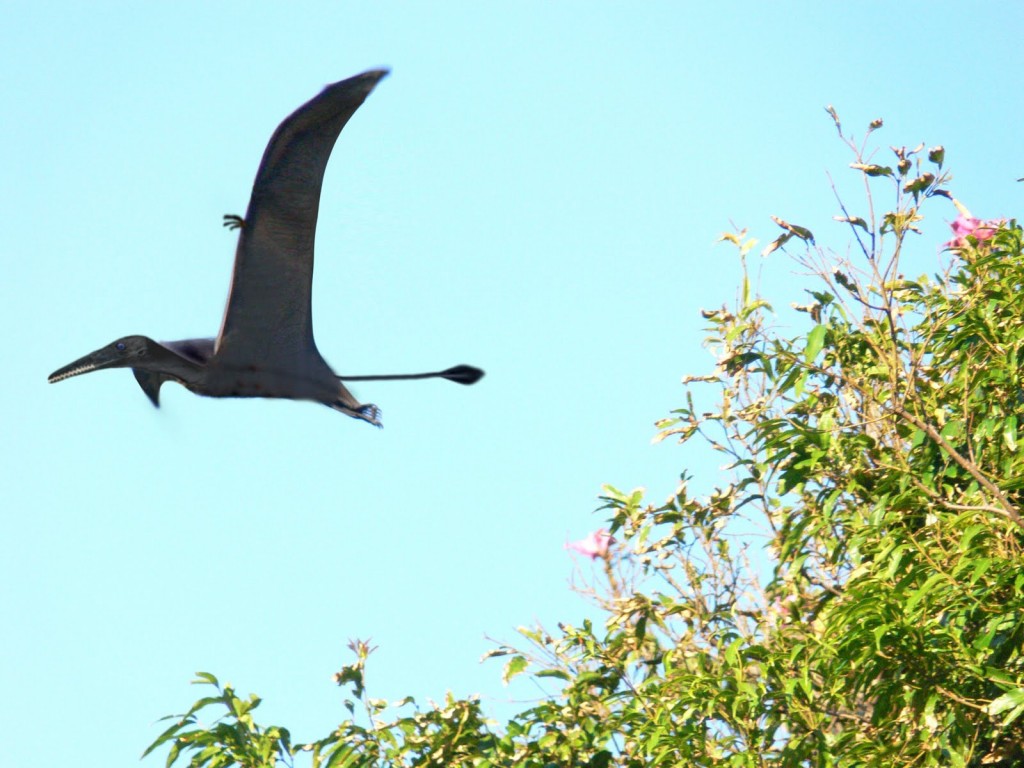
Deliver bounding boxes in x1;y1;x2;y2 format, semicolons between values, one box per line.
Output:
48;69;483;427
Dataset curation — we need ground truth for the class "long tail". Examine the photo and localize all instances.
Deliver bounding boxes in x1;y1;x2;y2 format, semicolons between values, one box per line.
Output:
339;365;484;385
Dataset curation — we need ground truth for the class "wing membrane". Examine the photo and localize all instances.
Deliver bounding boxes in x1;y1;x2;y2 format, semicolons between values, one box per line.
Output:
214;69;389;370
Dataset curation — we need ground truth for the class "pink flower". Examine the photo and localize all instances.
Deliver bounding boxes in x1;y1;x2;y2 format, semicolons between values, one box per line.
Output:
565;529;613;560
945;214;1002;249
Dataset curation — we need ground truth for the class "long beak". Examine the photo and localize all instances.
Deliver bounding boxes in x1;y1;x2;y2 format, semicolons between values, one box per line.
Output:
48;346;122;384
339;365;484;385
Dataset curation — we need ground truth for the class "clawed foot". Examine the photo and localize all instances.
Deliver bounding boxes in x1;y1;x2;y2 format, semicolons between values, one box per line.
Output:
328;399;382;427
359;404;383;428
222;214;245;230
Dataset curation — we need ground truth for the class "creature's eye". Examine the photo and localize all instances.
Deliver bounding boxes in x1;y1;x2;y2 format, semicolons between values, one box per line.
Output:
116;342;127;352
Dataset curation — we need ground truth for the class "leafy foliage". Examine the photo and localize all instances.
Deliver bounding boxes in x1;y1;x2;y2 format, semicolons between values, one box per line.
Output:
146;113;1024;767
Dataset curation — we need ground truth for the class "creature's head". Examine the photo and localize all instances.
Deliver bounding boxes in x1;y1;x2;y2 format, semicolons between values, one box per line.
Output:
48;335;157;383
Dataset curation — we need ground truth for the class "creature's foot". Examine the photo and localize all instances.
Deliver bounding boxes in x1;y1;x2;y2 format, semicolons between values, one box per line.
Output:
222;214;245;230
328;399;382;428
359;404;383;428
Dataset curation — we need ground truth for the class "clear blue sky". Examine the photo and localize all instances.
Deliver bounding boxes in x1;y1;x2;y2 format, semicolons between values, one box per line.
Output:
3;3;1022;765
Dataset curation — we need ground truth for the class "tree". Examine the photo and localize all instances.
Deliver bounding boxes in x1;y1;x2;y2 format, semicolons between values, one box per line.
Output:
145;112;1024;767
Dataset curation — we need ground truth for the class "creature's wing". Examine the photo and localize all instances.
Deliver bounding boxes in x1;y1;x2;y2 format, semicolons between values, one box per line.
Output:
132;338;216;406
213;69;389;370
132;368;166;407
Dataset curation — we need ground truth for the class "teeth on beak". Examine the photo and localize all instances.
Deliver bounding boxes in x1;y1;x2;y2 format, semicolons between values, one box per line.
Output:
48;363;99;384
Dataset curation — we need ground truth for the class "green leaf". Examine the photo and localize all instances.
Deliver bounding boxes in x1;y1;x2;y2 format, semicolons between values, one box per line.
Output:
793;369;808;398
502;655;528;685
987;688;1024;717
905;572;947;614
535;669;570;680
164;740;181;768
142;721;187;759
970;558;993;585
771;215;815;244
183;695;226;719
850;162;893;176
324;742;357;768
761;232;791;257
833;215;869;231
1003;415;1018;452
804;325;826;364
903;173;935;194
192;672;219;687
479;648;511;661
